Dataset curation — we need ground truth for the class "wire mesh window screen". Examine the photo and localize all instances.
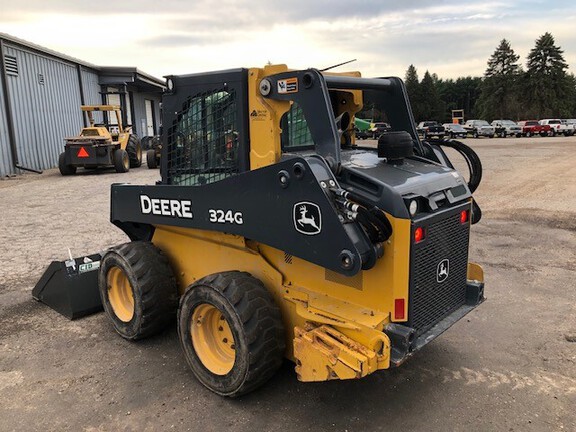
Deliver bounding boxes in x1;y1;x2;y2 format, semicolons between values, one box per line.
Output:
168;88;239;185
281;103;314;150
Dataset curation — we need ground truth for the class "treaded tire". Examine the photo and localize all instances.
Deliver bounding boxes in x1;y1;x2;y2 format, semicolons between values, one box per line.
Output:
178;271;285;397
99;241;179;340
58;152;76;176
141;136;152;150
147;149;158;169
126;135;142;168
114;149;130;173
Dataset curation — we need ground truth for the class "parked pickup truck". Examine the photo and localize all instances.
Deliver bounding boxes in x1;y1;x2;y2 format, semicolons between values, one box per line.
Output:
564;119;576;135
463;120;495;138
539;119;574;136
517;120;551;137
370;122;392;139
491;120;522;138
416;121;445;140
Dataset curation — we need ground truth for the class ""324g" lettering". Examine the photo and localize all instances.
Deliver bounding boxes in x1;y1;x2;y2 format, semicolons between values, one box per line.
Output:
208;209;244;225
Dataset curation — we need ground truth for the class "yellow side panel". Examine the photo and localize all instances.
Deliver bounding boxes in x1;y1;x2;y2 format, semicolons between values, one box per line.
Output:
151;215;410;362
259;214;412;323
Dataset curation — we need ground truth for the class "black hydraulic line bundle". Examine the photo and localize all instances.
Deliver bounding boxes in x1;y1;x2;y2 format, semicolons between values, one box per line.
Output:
436;139;483;223
332;189;393;244
437;139;483;194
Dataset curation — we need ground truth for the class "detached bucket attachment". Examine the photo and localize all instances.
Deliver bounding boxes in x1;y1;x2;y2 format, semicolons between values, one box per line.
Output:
32;253;103;320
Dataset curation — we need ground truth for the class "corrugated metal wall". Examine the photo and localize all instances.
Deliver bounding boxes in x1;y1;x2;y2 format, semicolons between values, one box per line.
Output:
81;67;103;123
0;38;163;176
1;44;97;174
131;91;161;137
0;70;11;176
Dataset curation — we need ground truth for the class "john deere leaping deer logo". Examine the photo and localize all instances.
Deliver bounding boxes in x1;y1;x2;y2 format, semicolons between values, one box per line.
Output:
293;202;322;235
437;259;450;283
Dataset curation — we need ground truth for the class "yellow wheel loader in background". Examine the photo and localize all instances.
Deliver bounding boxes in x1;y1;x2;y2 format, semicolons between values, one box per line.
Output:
38;64;485;397
58;105;142;175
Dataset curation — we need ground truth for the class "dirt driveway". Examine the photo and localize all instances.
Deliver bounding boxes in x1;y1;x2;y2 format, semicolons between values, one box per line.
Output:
1;136;575;431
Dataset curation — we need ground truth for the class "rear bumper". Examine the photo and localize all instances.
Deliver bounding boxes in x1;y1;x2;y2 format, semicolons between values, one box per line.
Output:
386;279;485;367
64;144;118;167
477;130;494;136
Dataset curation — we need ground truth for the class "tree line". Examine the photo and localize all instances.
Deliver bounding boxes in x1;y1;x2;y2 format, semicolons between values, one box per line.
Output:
402;32;576;123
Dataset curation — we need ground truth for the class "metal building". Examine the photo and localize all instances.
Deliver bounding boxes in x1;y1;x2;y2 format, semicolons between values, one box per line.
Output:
0;33;164;176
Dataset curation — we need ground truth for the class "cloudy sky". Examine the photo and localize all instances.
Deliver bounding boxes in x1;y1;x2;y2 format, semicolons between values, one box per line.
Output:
1;0;575;80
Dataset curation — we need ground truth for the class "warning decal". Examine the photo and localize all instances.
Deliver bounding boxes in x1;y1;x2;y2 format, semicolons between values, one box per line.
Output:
277;78;298;94
77;147;89;158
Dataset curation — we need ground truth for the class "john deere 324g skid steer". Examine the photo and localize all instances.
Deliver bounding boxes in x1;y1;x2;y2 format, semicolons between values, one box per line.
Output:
97;65;484;396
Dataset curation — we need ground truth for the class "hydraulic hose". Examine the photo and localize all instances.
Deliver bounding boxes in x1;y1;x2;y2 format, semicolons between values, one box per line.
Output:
438;139;483;194
335;189;393;238
437;139;483;224
334;192;393;242
356;211;380;243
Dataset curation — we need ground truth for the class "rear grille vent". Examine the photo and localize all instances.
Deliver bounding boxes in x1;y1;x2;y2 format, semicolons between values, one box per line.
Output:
408;207;470;335
4;55;18;76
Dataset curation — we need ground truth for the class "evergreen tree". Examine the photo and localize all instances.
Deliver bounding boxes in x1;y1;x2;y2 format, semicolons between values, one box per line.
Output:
404;64;422;120
523;32;571;118
419;71;443;121
437;77;483;122
477;39;522;120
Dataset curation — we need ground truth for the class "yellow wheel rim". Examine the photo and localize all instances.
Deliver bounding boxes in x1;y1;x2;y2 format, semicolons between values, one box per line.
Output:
191;304;235;375
107;266;134;322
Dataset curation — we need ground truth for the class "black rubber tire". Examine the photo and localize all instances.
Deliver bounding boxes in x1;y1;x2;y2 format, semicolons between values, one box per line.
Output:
550;130;556;137
98;241;179;340
126;135;142;168
178;271;285;397
114;149;130;173
58;152;76;176
489;134;494;138
526;131;532;137
147;149;158;169
141;136;152;150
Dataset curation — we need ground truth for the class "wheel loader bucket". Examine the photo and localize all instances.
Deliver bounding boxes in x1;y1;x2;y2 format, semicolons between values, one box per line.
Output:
32;253;103;320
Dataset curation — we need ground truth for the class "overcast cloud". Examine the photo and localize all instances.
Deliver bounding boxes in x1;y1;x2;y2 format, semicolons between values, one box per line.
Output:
1;0;575;80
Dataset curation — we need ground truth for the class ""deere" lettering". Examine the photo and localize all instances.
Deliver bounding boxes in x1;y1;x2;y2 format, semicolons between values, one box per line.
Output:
140;195;193;219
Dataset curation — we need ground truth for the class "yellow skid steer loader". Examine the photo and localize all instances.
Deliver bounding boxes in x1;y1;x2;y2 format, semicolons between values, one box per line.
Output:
37;65;485;397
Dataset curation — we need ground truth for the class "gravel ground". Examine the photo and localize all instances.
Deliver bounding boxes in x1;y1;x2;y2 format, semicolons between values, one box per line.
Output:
1;136;575;431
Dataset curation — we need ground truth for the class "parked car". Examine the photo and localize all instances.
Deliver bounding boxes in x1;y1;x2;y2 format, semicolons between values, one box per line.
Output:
463;120;495;138
517;120;550;137
491;120;522;138
354;127;372;140
416;121;445;140
443;123;467;139
370;122;391;138
539;119;574;136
